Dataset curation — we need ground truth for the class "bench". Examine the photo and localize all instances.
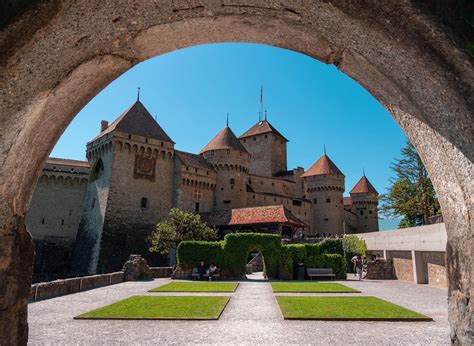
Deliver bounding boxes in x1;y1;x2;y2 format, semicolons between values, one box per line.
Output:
191;268;220;280
307;268;336;280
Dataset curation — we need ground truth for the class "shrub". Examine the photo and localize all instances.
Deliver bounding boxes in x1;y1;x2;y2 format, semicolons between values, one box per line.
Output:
305;243;322;256
305;254;347;279
177;241;224;269
278;246;294;280
223;233;282;278
319;238;344;254
342;235;367;270
286;244;307;263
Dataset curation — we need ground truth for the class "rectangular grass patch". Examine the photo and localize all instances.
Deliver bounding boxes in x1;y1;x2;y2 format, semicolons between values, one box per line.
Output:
75;296;230;320
276;296;432;321
271;282;359;293
149;282;239;293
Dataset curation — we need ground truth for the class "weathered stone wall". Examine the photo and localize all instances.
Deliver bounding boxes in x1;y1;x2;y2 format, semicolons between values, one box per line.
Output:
29;271;124;302
365;259;394;280
350;193;379;233
424;251;447;289
150;266;174;278
248;174;297;197
391;251;414;282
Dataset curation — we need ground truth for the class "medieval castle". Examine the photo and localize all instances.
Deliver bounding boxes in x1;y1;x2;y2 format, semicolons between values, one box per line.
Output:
26;100;379;278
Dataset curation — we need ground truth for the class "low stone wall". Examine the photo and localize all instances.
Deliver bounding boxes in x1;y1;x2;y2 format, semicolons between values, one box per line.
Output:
365;259;394;279
424;252;447;288
393;258;414;282
150;266;173;278
29;271;124;302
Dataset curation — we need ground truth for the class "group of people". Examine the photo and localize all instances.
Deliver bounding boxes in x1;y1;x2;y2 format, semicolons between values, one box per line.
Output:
351;255;368;280
197;261;219;280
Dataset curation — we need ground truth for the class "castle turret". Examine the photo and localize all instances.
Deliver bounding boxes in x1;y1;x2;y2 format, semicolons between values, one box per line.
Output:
349;175;379;233
73;100;175;274
239;120;288;177
200;126;250;210
302;154;345;235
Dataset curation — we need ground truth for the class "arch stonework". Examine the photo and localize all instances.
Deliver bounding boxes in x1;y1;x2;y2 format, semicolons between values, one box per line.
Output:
0;1;472;344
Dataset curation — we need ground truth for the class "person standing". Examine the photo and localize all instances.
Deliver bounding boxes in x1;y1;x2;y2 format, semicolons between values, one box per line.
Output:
355;256;364;280
351;255;358;277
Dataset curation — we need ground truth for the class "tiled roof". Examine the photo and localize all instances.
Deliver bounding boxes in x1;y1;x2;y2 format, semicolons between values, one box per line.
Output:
199;127;248;154
88;101;174;143
175;150;213;170
46;157;89;168
239;120;288;141
301;154;344;177
350;175;378;194
201;205;307;227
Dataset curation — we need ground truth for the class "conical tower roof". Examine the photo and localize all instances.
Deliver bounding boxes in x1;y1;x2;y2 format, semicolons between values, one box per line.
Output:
239;120;288;142
350;175;378;194
301;154;344;177
88;101;174;143
199;127;249;154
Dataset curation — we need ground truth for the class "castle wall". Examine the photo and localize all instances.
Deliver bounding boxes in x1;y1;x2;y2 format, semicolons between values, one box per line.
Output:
172;158;216;213
202;149;250;210
350;193;379;233
343;209;358;234
240;132;286;176
96;132;175;273
248;174;298;198
304;174;345;236
26;162;89;276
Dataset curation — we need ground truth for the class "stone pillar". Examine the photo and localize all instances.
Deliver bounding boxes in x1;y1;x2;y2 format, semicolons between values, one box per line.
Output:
0;213;35;346
411;250;426;284
122;254;152;281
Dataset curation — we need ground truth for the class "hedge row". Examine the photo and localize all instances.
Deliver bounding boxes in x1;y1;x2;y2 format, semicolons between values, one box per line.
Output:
177;233;366;280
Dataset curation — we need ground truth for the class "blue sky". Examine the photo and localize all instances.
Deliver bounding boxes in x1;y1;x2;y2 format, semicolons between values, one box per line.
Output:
52;43;406;230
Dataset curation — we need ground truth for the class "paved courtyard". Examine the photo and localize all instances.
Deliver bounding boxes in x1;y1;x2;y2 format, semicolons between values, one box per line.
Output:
28;277;449;345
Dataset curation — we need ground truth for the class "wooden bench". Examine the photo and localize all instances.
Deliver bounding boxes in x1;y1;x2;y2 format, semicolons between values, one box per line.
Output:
307;268;336;280
191;268;220;280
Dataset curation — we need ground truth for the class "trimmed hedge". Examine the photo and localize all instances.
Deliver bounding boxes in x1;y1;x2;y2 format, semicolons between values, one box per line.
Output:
177;234;350;280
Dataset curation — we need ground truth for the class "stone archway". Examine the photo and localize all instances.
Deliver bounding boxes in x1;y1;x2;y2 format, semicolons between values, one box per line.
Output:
0;1;472;344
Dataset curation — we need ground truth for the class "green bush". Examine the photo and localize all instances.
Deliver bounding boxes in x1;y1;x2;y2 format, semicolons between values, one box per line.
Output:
286;244;307;263
177;241;224;269
305;254;347;279
342;235;367;271
319;238;344;254
278;246;294;280
304;243;322;256
223;233;282;278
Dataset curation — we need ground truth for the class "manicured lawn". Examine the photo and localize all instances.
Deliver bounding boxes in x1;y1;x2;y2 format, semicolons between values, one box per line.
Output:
149;282;239;292
276;296;432;321
75;296;230;320
271;282;360;293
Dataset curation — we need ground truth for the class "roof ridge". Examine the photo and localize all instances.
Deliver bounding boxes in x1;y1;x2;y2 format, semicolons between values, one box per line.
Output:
301;154;344;177
199;126;248;154
239;120;288;142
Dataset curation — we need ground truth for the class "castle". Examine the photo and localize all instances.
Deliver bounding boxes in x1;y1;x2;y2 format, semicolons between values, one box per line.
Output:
26;100;379;277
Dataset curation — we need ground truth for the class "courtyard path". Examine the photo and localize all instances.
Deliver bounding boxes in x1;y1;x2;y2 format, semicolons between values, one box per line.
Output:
28;277;449;345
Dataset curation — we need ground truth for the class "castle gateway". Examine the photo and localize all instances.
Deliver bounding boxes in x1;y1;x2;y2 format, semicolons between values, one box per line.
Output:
26;101;379;276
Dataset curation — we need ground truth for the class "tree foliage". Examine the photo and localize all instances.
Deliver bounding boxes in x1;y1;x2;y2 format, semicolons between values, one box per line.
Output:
380;141;440;228
149;208;217;255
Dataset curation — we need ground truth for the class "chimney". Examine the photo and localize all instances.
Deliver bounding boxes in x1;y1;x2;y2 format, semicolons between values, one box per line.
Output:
100;120;109;132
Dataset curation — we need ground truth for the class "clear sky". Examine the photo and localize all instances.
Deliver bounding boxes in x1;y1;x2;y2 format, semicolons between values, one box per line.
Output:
51;43;406;230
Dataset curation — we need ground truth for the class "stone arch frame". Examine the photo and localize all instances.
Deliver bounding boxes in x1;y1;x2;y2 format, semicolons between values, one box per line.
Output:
0;1;472;344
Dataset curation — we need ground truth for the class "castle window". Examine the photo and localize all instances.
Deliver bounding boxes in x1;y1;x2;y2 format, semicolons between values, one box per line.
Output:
223;200;231;204
253;137;256;141
271;182;274;186
161;142;164;147
324;218;329;222
313;198;317;204
221;187;224;191
145;138;148;143
129;134;132;139
243;139;246;143
41;218;45;225
292;200;302;206
69;209;72;216
369;210;373;214
61;219;64;226
326;198;331;203
360;210;364;215
206;171;209;176
195;202;200;212
195;168;198;173
253;195;255;199
91;198;96;209
186;166;189;171
274;198;277;202
141;197;148;209
230;178;235;185
265;134;268;138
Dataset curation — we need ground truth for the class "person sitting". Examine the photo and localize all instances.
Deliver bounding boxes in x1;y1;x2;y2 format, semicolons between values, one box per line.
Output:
197;260;207;280
207;263;219;281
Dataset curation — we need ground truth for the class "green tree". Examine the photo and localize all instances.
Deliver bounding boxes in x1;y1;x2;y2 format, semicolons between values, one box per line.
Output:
380;141;440;228
149;208;218;255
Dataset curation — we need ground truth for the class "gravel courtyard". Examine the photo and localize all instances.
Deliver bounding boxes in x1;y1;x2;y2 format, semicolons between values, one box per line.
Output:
28;277;449;345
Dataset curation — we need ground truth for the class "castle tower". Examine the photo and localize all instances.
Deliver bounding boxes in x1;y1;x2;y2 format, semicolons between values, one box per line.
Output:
302;154;345;236
200;126;250;210
349;175;379;233
239;120;288;177
72;100;175;274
